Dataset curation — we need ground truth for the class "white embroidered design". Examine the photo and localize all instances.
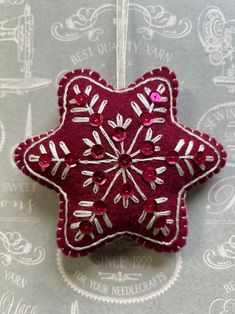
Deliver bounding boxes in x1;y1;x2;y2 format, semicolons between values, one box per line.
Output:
138;198;174;237
71;84;108;123
23;74;223;253
51;4;192;42
80;116;166;206
69;83;214;240
0;231;45;266
28;78;216;244
170;140;213;176
71;202;112;242
28;141;77;180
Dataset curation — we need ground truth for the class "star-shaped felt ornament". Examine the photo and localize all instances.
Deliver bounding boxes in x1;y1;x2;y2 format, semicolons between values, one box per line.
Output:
15;67;226;257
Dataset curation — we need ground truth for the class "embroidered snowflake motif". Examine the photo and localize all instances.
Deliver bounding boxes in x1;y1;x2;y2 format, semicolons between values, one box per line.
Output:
14;68;226;257
81;114;166;207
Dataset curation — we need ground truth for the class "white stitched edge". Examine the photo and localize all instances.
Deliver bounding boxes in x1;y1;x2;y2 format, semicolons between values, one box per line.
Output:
22;73;222;253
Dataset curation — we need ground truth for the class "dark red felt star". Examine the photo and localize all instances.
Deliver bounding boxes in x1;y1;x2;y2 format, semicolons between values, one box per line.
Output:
15;67;226;257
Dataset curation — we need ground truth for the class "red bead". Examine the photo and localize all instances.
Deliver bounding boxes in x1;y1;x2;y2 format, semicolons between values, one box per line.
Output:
74;93;89;106
140;112;153;126
149;91;162;103
143;199;155;213
120;183;134;199
165;151;179;165
194;151;206;165
118;154;132;168
65;153;79;167
92;200;107;215
38;154;51;168
91;144;106;159
92;171;106;185
141;141;155;156
142;167;156;182
89;113;103;127
155;217;167;229
112;127;127;142
79;221;93;234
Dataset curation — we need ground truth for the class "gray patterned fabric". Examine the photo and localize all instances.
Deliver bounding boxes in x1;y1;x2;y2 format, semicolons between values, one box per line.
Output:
0;1;234;313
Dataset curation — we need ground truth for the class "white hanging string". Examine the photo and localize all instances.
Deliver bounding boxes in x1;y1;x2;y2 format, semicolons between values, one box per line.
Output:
116;0;129;89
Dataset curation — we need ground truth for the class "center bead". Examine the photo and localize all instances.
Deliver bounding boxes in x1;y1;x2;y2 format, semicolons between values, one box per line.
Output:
118;154;132;168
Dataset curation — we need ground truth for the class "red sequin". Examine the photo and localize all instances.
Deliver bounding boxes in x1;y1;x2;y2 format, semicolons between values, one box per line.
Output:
142;167;157;182
194;151;206;165
92;171;107;185
155;217;167;229
112;127;127;142
165;151;179;165
79;221;93;234
149;91;162;103
120;183;134;199
118;154;132;168
140;112;153;126
39;154;51;168
92;200;107;215
74;93;89;106
143;199;155;213
141;141;155;156
91;144;106;159
89;113;103;127
65;153;79;167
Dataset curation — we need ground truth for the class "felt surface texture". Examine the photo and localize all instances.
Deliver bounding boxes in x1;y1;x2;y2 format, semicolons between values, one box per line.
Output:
14;67;227;257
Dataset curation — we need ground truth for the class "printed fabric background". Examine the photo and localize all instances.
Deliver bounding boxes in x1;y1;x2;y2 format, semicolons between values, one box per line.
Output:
0;0;235;313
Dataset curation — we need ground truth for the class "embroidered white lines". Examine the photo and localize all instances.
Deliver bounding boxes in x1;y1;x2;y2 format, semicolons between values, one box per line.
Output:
138;197;173;237
131;102;165;124
70;84;108;123
28;141;78;180
80;114;167;210
131;86;168;125
71;201;112;242
166;139;214;177
78;113;214;217
130;128;162;158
